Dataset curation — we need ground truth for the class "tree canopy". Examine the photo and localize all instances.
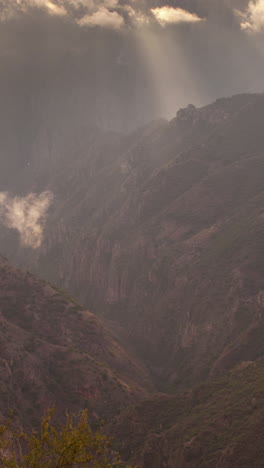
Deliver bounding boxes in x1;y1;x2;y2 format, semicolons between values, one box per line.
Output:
0;409;134;468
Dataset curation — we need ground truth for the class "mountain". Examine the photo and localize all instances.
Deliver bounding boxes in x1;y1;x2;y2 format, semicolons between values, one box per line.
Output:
1;92;264;393
1;92;264;466
0;255;152;429
110;359;264;468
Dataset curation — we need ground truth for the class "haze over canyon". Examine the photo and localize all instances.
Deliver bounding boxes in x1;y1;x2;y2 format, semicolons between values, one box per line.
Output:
1;1;264;467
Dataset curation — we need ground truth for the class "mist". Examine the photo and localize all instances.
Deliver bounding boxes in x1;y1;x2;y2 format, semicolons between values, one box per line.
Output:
0;191;53;248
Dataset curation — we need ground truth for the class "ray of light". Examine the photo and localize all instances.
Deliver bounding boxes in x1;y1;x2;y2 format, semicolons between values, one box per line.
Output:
134;26;205;119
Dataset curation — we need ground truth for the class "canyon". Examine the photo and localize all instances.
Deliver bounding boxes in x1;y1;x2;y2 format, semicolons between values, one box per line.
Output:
1;93;264;466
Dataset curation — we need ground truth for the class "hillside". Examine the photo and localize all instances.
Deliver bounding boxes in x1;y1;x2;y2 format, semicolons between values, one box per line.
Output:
1;92;264;392
110;359;264;467
0;255;152;429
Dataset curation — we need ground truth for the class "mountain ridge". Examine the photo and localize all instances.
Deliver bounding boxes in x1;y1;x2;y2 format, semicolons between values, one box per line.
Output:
1;92;264;392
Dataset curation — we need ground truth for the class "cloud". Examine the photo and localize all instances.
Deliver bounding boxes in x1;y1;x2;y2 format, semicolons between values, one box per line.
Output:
78;6;124;28
28;0;66;16
65;0;118;12
0;0;206;30
151;6;204;26
120;4;150;27
0;0;67;21
0;0;264;133
237;0;264;32
0;0;124;28
0;191;53;249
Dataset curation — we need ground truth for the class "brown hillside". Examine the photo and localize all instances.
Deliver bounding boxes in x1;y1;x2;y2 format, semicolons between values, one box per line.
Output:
110;359;264;468
0;255;152;428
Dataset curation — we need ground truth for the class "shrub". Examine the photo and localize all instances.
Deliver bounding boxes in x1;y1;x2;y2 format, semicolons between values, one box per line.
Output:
0;409;135;468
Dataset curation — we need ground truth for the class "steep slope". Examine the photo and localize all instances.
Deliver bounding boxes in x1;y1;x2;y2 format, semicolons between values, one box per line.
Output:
110;360;264;468
0;255;151;429
1;93;264;391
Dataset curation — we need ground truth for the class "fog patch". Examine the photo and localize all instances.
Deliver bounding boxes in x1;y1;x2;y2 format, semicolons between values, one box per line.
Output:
0;191;53;249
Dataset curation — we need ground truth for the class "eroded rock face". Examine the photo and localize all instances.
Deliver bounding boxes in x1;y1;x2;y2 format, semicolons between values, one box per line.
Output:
1;93;264;392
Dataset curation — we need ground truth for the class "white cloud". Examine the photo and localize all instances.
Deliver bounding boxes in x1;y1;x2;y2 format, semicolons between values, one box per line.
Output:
0;0;124;28
0;191;53;249
237;0;264;33
5;0;67;17
78;6;124;28
41;0;67;15
151;6;204;27
0;1;205;30
30;0;66;15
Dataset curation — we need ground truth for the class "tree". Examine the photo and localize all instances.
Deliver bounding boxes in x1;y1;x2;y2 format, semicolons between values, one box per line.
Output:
0;409;134;467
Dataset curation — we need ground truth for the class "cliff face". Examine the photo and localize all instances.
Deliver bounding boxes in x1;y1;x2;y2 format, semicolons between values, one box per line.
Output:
0;256;152;428
1;93;264;391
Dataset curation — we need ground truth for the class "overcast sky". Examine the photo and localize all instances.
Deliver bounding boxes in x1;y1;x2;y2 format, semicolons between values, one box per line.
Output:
1;0;264;131
1;0;264;245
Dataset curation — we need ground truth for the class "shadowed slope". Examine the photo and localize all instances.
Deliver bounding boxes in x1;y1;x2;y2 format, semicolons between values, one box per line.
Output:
110;360;264;467
0;256;152;428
